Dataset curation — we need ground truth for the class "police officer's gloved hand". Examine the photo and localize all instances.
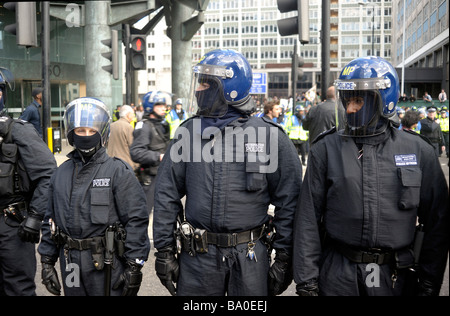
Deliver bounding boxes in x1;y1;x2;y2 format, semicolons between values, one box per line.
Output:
155;246;179;296
18;210;43;243
41;256;61;296
268;250;293;296
113;259;143;296
296;280;319;296
417;278;439;296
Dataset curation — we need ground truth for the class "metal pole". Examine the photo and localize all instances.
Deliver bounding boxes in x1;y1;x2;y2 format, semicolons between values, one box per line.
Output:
42;1;51;143
85;1;112;111
321;0;330;99
401;0;406;95
171;2;194;102
292;41;297;101
372;6;375;56
124;24;132;105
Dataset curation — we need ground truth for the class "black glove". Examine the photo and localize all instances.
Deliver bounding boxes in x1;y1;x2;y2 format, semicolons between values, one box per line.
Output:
41;256;61;296
113;260;143;296
417;279;439;296
18;211;42;243
268;250;293;296
155;246;179;296
296;280;319;296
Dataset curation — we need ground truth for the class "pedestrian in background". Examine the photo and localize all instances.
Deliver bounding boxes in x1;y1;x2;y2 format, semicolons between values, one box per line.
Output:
263;100;281;121
166;98;188;139
303;86;345;145
294;57;449;296
130;91;170;215
420;106;445;157
20;87;43;138
439;106;449;158
438;89;447;103
401;110;421;132
423;92;432;103
38;97;150;296
288;105;308;165
108;104;138;170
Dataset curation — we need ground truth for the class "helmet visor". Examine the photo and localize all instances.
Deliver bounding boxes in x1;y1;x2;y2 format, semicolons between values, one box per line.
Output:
64;98;111;145
188;65;229;118
336;89;384;137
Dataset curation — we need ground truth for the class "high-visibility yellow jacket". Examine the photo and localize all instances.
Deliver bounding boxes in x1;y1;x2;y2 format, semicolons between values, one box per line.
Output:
287;114;308;141
440;115;449;132
165;109;188;139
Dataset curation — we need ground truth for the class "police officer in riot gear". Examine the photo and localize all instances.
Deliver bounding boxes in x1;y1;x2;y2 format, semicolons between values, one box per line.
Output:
130;91;171;215
153;49;302;296
293;57;450;296
38;97;150;296
0;67;57;295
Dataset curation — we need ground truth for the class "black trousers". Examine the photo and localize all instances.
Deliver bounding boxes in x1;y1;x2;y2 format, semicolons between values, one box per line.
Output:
0;217;36;296
177;240;270;296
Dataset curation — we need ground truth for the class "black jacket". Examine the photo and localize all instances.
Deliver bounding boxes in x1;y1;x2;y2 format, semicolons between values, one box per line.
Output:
130;115;170;175
293;126;449;293
153;116;302;254
38;147;150;262
303;99;345;145
0;118;56;214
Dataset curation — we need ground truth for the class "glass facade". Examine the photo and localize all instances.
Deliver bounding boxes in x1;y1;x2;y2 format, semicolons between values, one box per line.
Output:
0;3;85;126
192;0;392;99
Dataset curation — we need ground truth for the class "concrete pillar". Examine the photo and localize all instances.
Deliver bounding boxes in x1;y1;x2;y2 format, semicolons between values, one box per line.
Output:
85;1;112;112
171;2;193;102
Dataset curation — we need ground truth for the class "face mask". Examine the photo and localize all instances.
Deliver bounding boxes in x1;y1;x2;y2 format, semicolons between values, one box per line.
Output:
73;132;101;157
195;79;227;117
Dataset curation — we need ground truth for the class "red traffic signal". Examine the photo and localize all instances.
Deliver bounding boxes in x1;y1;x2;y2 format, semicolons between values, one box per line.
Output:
131;37;144;52
130;35;146;70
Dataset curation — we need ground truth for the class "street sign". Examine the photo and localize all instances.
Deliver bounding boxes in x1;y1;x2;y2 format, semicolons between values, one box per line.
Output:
250;72;267;94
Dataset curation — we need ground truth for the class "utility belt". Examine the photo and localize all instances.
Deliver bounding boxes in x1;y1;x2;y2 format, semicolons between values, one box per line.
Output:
332;240;394;265
50;221;126;271
175;219;275;256
2;201;28;225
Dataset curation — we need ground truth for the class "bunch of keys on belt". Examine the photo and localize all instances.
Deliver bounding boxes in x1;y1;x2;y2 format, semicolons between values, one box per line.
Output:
247;232;257;262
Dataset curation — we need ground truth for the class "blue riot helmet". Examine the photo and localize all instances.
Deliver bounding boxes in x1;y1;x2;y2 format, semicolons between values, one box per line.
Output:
397;107;405;116
142;91;172;115
0;67;15;113
189;49;254;117
334;56;400;137
64;97;111;147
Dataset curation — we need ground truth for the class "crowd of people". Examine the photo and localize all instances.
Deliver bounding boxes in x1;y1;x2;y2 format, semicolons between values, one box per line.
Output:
398;89;447;104
0;52;449;297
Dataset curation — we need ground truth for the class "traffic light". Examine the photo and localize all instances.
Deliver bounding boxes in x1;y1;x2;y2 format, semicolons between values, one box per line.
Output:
3;2;38;47
276;0;310;44
291;42;304;98
101;30;119;80
130;35;146;70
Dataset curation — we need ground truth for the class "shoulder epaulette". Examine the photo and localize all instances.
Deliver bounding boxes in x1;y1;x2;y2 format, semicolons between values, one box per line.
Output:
312;126;337;144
